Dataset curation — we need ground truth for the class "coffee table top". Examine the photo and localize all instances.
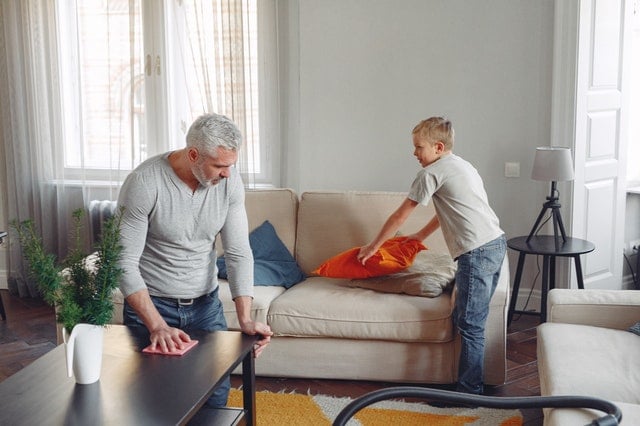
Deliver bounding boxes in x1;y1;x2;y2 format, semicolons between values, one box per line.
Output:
0;325;256;425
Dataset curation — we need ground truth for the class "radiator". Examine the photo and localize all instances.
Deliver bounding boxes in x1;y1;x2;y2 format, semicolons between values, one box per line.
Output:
87;200;118;244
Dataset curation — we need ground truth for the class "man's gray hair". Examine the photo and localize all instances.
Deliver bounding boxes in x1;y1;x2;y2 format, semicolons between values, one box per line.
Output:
186;113;243;156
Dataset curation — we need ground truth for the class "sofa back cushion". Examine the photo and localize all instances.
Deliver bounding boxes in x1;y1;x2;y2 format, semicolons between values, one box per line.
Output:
295;191;448;275
216;188;299;255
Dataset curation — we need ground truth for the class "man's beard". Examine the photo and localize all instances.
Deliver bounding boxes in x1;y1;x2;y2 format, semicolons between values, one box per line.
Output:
192;162;220;187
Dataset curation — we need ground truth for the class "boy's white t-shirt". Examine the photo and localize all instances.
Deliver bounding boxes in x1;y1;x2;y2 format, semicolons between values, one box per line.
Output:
407;153;503;259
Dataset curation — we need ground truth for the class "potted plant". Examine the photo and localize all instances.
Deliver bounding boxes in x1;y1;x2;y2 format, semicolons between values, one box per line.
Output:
12;208;124;384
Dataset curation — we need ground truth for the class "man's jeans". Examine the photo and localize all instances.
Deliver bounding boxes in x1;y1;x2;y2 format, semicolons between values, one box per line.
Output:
123;288;230;408
454;235;506;394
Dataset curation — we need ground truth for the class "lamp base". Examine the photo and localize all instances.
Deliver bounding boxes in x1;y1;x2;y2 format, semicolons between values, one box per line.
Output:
527;181;568;247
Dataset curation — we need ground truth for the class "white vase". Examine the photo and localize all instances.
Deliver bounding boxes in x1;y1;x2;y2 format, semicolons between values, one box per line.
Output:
63;324;104;384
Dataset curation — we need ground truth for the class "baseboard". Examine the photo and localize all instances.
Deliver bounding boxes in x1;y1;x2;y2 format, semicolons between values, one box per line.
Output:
623;273;638;290
514;289;542;314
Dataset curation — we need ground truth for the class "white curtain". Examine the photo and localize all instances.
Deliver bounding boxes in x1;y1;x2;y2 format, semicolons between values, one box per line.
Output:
0;0;264;297
0;0;67;297
170;0;260;186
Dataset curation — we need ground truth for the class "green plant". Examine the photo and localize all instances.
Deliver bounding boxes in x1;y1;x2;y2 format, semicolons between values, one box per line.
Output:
11;208;124;332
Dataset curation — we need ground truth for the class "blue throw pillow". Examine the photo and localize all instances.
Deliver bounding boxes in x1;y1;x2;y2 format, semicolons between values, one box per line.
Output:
217;220;306;288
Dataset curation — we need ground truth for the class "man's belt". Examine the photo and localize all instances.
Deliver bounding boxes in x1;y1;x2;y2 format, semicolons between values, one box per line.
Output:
155;293;210;306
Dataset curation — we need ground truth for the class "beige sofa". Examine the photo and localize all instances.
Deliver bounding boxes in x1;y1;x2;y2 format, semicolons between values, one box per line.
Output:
105;188;510;385
537;288;640;425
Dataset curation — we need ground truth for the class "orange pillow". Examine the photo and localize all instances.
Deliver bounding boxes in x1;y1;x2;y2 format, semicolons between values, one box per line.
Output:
312;237;427;279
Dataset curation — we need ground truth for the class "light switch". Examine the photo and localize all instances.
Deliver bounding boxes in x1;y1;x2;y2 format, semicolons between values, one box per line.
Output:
504;162;520;178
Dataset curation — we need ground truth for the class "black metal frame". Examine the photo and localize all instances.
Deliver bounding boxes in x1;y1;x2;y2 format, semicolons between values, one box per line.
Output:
332;387;622;426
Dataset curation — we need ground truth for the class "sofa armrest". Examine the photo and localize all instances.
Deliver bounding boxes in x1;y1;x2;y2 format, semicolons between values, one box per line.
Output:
547;288;640;330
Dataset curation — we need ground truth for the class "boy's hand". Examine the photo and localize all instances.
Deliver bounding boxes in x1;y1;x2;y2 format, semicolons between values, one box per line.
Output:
357;245;377;265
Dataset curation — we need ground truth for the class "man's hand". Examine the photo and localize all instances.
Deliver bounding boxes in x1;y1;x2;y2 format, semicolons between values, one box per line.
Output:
240;320;273;358
148;325;192;354
234;295;273;357
126;289;192;353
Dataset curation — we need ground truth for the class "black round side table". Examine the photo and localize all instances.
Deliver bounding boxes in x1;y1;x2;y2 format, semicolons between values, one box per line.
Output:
507;235;595;324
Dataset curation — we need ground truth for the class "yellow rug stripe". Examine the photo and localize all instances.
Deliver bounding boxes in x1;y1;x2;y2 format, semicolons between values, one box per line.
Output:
228;389;523;426
229;390;331;425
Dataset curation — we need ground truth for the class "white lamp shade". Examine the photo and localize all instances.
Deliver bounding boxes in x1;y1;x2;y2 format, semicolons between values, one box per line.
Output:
531;147;574;181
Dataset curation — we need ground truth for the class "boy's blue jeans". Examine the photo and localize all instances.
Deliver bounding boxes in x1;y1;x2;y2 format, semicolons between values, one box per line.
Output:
123;288;230;408
454;235;506;394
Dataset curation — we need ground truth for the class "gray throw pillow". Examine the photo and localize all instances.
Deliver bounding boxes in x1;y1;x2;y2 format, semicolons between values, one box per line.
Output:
347;251;456;297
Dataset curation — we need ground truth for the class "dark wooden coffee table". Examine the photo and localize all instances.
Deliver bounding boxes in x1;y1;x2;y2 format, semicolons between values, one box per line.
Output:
0;325;257;425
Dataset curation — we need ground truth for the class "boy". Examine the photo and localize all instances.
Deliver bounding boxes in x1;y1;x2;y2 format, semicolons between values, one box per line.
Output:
357;116;505;394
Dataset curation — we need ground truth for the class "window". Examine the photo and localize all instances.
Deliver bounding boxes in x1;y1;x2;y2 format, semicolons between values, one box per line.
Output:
56;0;269;184
58;0;145;177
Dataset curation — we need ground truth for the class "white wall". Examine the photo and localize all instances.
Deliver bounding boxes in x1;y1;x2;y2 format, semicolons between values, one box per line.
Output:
280;0;556;305
291;0;553;215
1;1;578;307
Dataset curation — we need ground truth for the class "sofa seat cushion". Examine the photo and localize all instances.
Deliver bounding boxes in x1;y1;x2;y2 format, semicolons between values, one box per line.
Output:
218;281;286;330
538;322;640;404
267;277;455;342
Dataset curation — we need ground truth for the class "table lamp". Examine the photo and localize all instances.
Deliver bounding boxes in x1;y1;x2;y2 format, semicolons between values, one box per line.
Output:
526;146;574;244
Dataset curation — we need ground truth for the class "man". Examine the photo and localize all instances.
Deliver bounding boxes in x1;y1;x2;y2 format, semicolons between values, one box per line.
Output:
117;113;272;408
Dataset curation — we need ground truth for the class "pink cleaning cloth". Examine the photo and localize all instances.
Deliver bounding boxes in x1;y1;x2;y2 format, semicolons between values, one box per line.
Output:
142;339;199;356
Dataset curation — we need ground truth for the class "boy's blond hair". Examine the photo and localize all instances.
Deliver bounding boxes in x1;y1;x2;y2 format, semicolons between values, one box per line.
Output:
412;117;455;150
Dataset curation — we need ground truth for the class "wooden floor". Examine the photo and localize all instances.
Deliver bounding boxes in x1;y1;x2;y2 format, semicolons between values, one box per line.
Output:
0;289;543;425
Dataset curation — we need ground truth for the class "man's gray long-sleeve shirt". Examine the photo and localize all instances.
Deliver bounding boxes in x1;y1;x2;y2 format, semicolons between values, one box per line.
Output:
116;152;254;300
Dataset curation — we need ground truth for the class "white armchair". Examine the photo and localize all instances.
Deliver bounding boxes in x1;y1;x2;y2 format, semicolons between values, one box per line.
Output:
537;289;640;425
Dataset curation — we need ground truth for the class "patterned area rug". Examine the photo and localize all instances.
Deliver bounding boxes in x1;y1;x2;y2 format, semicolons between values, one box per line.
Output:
228;389;523;425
